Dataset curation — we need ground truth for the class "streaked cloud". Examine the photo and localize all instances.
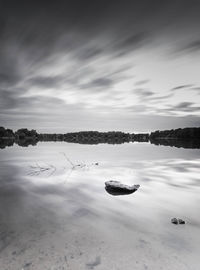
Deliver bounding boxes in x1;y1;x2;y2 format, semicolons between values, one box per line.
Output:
134;80;150;86
171;85;194;91
27;75;64;88
170;102;200;113
0;0;199;131
179;40;200;54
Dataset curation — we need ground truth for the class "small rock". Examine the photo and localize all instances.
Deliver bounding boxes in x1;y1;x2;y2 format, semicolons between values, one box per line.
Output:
171;218;178;225
178;218;185;224
171;218;185;225
23;262;32;268
86;256;101;269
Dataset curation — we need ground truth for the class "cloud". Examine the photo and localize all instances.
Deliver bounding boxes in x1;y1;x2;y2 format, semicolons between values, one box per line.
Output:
133;88;173;103
0;89;19;109
0;1;200;131
0;88;27;110
168;102;200;113
126;104;155;113
175;102;194;109
134;79;150;86
0;73;20;87
113;32;150;57
80;77;114;90
74;47;103;61
191;87;200;93
171;84;194;91
148;93;174;102
181;40;200;53
134;88;155;98
0;86;66;113
89;78;113;87
0;47;23;88
27;75;64;88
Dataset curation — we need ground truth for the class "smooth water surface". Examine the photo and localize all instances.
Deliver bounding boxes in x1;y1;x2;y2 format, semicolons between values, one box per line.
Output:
0;142;200;270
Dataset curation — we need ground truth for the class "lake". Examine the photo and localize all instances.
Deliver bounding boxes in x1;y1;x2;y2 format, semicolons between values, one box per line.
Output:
0;142;200;270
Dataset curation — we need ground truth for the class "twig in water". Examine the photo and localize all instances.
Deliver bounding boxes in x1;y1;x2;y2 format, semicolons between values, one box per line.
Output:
61;152;75;167
28;163;56;176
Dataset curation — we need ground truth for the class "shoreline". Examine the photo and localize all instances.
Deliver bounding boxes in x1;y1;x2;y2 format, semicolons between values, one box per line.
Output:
0;127;200;149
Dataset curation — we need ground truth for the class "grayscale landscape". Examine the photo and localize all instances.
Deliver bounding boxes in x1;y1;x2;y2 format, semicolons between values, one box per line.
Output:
0;1;200;269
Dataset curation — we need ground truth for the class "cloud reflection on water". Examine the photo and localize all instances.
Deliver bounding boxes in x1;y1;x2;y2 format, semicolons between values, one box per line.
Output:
0;143;200;269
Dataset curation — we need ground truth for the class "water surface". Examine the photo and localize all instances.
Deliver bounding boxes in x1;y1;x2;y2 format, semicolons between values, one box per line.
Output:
0;142;200;270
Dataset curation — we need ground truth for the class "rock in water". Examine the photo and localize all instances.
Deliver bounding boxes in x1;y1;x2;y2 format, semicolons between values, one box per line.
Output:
178;218;185;224
171;218;178;225
105;180;140;196
171;218;185;225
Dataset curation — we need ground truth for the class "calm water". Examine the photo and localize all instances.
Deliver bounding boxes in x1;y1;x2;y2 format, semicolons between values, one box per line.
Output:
0;142;200;270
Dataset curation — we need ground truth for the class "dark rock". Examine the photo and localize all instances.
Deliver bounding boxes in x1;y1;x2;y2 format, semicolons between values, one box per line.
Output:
105;181;140;196
171;217;185;225
23;262;32;268
171;218;178;225
178;218;185;224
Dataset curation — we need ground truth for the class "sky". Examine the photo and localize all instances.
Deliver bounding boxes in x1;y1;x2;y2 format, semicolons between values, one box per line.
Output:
0;0;200;133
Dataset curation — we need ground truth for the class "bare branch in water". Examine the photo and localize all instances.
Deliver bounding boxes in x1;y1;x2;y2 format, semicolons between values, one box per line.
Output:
61;152;75;167
28;163;56;176
28;153;98;180
61;152;88;169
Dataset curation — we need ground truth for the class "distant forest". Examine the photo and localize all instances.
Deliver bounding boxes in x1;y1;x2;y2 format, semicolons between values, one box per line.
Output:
0;126;200;149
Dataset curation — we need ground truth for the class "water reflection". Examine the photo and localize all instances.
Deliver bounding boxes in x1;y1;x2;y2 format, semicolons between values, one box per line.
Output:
1;137;200;149
0;143;200;269
105;186;138;196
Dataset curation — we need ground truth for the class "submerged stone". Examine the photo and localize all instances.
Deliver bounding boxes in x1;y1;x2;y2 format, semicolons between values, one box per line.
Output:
105;180;140;196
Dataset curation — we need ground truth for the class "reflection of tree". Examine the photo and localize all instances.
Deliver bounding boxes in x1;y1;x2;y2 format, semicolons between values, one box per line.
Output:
0;139;14;149
16;138;38;147
0;138;39;149
150;127;200;139
0;127;200;149
28;153;98;181
61;153;98;182
62;153;87;169
28;164;56;176
150;138;200;149
1;137;200;149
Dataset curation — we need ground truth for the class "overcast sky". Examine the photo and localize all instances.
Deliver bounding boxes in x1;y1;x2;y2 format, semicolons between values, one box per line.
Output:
0;0;200;133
